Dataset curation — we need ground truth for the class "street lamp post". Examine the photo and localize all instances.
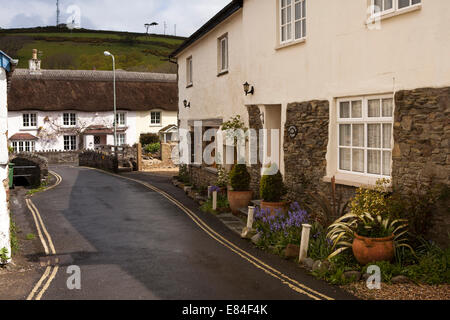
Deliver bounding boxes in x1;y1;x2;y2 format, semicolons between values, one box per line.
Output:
104;51;117;148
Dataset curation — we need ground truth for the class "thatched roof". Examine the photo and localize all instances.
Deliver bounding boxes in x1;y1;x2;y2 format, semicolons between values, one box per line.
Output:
8;69;178;112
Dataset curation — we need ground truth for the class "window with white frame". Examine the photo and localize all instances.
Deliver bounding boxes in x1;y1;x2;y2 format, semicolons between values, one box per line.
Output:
186;56;193;86
63;113;77;126
371;0;421;16
11;140;35;153
116;112;126;126
337;95;394;177
118;133;126;146
218;35;228;73
23;113;37;128
280;0;306;44
64;135;77;151
151;111;161;125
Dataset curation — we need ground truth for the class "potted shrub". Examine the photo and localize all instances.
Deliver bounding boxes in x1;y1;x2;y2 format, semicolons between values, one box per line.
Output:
327;179;412;265
227;164;253;215
260;166;287;215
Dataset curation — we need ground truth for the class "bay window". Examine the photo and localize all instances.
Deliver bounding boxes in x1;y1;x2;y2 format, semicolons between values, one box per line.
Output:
337;95;394;178
11;140;35;153
280;0;306;44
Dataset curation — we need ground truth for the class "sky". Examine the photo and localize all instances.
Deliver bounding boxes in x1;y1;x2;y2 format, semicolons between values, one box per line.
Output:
0;0;232;37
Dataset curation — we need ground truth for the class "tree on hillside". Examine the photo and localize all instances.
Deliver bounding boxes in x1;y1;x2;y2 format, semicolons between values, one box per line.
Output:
145;22;158;35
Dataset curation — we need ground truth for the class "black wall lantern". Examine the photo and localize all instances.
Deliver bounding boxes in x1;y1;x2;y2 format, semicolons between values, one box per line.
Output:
183;100;191;108
243;82;254;96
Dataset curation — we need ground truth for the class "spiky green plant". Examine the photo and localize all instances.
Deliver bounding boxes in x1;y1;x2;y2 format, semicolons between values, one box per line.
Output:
327;179;414;260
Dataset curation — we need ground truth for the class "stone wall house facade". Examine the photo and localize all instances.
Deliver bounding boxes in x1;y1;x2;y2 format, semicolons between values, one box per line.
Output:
7;51;178;153
171;0;450;244
0;50;18;259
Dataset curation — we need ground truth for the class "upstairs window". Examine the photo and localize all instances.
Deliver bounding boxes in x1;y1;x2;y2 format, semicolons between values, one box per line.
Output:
151;111;161;125
118;133;126;146
218;34;228;73
371;0;421;16
23;113;37;128
186;56;193;87
116;113;126;126
280;0;306;44
63;113;77;127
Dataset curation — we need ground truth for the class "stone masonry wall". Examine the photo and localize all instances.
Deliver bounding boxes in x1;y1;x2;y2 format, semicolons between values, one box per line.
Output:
247;105;263;195
79;151;118;173
393;87;450;246
284;100;331;208
189;165;218;188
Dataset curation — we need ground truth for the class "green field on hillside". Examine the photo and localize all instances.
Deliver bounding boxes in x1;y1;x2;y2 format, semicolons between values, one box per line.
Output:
0;27;185;73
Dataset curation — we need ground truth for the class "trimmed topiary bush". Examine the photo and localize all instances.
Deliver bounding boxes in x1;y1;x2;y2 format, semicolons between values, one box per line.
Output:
260;168;286;202
229;164;251;191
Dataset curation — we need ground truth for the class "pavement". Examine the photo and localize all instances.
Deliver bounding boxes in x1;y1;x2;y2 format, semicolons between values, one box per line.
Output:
14;165;356;300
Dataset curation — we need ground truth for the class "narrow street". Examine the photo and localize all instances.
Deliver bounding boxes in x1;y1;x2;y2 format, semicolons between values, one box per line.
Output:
25;166;354;300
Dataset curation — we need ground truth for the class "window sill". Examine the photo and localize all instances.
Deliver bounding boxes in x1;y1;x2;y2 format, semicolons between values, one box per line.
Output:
275;38;306;51
366;4;422;24
323;173;392;190
186;84;193;89
217;70;229;77
150;125;162;127
20;128;38;131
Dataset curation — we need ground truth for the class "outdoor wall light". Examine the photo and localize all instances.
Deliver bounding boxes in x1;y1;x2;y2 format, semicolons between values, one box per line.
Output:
183;100;191;108
243;82;254;96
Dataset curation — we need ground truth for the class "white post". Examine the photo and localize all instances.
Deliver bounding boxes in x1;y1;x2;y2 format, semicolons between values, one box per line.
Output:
299;224;312;263
247;206;255;229
212;191;217;211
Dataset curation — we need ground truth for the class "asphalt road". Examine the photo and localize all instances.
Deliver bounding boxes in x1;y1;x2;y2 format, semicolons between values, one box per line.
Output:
29;166;355;300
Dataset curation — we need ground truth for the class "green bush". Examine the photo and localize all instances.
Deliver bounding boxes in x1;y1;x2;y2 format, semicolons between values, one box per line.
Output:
145;142;161;154
140;133;160;145
260;168;286;202
229;164;251;191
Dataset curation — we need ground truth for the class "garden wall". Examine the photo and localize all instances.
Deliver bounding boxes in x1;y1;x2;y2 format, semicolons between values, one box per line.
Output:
189;165;218;188
79;150;118;173
34;151;80;165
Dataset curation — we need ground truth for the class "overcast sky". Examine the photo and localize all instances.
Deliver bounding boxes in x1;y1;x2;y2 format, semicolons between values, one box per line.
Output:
0;0;231;37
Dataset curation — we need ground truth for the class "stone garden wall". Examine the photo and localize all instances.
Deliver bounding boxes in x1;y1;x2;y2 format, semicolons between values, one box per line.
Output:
79;150;118;173
10;153;49;187
34;151;80;165
189;165;218;188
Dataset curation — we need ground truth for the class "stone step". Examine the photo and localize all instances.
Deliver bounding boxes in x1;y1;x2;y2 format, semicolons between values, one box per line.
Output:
118;167;133;173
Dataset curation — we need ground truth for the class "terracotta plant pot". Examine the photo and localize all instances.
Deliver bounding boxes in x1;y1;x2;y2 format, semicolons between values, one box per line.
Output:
260;201;288;216
227;190;253;215
352;233;395;265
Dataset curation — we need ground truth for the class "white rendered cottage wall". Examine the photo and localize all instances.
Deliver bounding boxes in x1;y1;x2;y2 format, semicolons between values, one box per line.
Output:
8;110;139;151
136;110;178;136
0;68;11;257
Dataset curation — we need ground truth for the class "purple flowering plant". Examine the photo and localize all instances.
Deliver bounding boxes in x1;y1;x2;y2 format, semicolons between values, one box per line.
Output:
254;202;309;249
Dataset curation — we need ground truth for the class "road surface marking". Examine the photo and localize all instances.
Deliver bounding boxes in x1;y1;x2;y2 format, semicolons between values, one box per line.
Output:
85;167;334;301
25;171;62;300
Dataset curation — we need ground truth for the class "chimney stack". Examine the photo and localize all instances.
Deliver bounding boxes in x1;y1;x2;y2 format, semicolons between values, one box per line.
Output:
29;49;41;74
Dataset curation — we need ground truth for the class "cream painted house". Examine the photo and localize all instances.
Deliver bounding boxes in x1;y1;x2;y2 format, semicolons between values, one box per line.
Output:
0;51;17;260
171;0;450;241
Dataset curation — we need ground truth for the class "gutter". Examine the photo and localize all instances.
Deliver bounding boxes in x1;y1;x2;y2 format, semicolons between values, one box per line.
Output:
169;0;243;58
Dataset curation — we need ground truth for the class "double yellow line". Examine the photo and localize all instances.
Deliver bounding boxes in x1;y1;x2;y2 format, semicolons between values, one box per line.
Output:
26;170;62;301
91;168;334;301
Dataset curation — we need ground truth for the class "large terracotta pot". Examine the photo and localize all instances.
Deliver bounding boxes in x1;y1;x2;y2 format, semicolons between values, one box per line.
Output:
352;233;395;265
227;190;253;215
260;201;288;216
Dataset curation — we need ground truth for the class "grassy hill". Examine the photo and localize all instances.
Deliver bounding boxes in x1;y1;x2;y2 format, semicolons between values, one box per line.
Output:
0;27;185;73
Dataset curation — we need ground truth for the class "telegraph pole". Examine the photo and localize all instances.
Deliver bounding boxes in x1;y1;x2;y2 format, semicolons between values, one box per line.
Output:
56;0;60;26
